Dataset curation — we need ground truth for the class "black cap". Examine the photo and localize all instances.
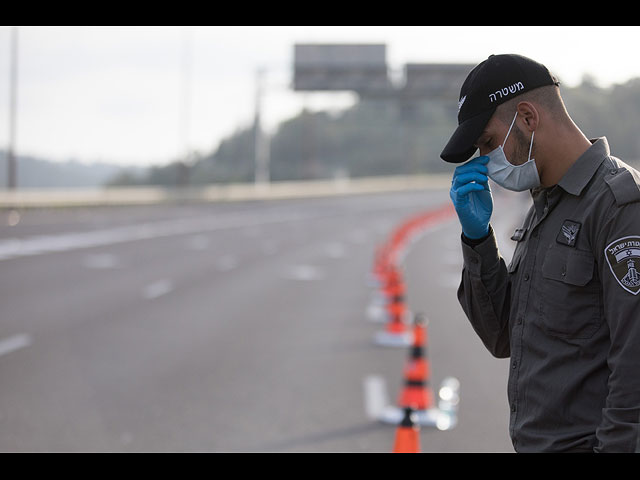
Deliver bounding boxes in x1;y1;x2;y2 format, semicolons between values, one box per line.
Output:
440;54;559;164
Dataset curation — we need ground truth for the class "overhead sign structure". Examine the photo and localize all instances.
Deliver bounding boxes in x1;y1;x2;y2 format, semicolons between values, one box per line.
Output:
293;44;392;94
402;63;473;98
293;43;473;100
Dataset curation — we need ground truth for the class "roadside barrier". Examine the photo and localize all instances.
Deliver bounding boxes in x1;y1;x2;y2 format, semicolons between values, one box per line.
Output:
0;174;451;208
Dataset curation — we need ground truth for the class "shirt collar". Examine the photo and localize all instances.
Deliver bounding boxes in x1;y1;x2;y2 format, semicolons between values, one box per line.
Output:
557;137;610;196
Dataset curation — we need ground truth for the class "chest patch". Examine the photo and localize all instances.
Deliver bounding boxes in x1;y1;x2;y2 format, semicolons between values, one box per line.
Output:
556;220;581;247
604;236;640;295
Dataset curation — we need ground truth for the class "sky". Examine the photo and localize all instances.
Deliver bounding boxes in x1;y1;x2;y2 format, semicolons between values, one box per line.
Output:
1;26;640;167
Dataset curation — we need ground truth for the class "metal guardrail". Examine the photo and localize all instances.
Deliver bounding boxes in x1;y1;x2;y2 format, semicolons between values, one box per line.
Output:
0;175;451;208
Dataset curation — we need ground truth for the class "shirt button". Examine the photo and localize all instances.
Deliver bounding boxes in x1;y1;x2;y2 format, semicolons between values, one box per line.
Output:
511;404;516;412
517;316;523;325
523;273;530;281
611;168;618;175
512;361;517;369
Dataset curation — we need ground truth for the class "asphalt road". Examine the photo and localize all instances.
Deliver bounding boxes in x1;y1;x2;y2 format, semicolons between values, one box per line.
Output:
0;187;528;452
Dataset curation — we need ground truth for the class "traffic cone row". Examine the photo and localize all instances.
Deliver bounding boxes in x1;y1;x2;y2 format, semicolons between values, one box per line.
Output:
388;314;439;453
372;203;455;284
372;244;411;346
373;265;413;346
366;204;458;452
397;314;435;413
372;204;454;347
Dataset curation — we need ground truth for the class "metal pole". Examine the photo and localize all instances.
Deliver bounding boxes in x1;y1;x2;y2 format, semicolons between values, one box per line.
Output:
254;67;270;186
177;27;193;188
181;27;192;162
7;27;18;190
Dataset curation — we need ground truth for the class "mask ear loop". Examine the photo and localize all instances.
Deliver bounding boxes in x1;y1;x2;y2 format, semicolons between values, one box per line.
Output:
502;111;518;147
528;130;535;162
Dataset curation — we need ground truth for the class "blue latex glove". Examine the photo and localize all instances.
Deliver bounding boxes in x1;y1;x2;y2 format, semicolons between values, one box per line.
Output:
449;156;493;240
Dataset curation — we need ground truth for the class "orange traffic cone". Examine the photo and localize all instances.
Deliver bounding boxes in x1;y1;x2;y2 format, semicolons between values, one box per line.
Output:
397;346;434;410
384;269;407;328
372;244;391;287
374;294;410;342
384;294;408;333
397;315;435;410
381;267;405;300
411;313;428;347
374;269;412;346
392;407;421;453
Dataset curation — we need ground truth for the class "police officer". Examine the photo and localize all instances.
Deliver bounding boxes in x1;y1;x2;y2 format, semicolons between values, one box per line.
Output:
441;54;640;452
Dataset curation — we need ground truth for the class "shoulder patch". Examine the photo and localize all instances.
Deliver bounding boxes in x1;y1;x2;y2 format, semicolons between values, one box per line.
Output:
604;236;640;295
604;165;640;206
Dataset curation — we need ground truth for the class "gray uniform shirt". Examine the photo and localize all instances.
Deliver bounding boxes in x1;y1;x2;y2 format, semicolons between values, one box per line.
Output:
458;137;640;452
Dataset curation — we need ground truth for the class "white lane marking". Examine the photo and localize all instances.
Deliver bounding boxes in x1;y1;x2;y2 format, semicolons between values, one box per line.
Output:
282;264;325;281
83;253;121;269
0;211;309;261
143;279;174;299
6;209;21;226
363;375;389;421
0;334;32;357
185;234;210;251
260;240;278;256
347;229;368;245
324;242;346;258
215;255;238;272
366;301;387;323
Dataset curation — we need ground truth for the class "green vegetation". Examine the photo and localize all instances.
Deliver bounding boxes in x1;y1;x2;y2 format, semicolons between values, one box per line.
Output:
4;75;640;189
115;76;640;187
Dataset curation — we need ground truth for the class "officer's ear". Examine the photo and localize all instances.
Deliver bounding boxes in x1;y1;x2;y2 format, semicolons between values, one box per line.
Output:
515;101;538;132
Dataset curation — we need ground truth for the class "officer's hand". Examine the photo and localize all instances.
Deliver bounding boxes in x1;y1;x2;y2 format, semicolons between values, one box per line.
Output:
450;156;493;240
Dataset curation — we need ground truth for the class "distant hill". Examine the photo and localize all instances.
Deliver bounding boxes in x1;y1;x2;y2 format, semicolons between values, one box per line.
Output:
108;76;640;188
4;75;640;191
0;151;147;189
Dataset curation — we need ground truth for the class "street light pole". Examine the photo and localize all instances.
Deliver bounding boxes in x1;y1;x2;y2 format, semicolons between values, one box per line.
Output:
7;27;18;190
254;67;270;187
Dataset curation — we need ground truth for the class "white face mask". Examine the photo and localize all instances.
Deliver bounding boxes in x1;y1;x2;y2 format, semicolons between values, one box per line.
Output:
485;111;540;192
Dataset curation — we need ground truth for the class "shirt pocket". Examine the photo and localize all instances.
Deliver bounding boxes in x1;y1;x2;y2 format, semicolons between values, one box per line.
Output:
540;246;602;339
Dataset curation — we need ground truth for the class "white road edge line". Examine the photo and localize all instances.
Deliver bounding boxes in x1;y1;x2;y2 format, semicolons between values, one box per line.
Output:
0;211;310;261
0;333;32;357
143;279;174;300
363;374;389;421
282;264;325;281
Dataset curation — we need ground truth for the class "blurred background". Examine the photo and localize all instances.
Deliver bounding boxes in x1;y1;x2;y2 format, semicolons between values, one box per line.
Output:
0;26;639;452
